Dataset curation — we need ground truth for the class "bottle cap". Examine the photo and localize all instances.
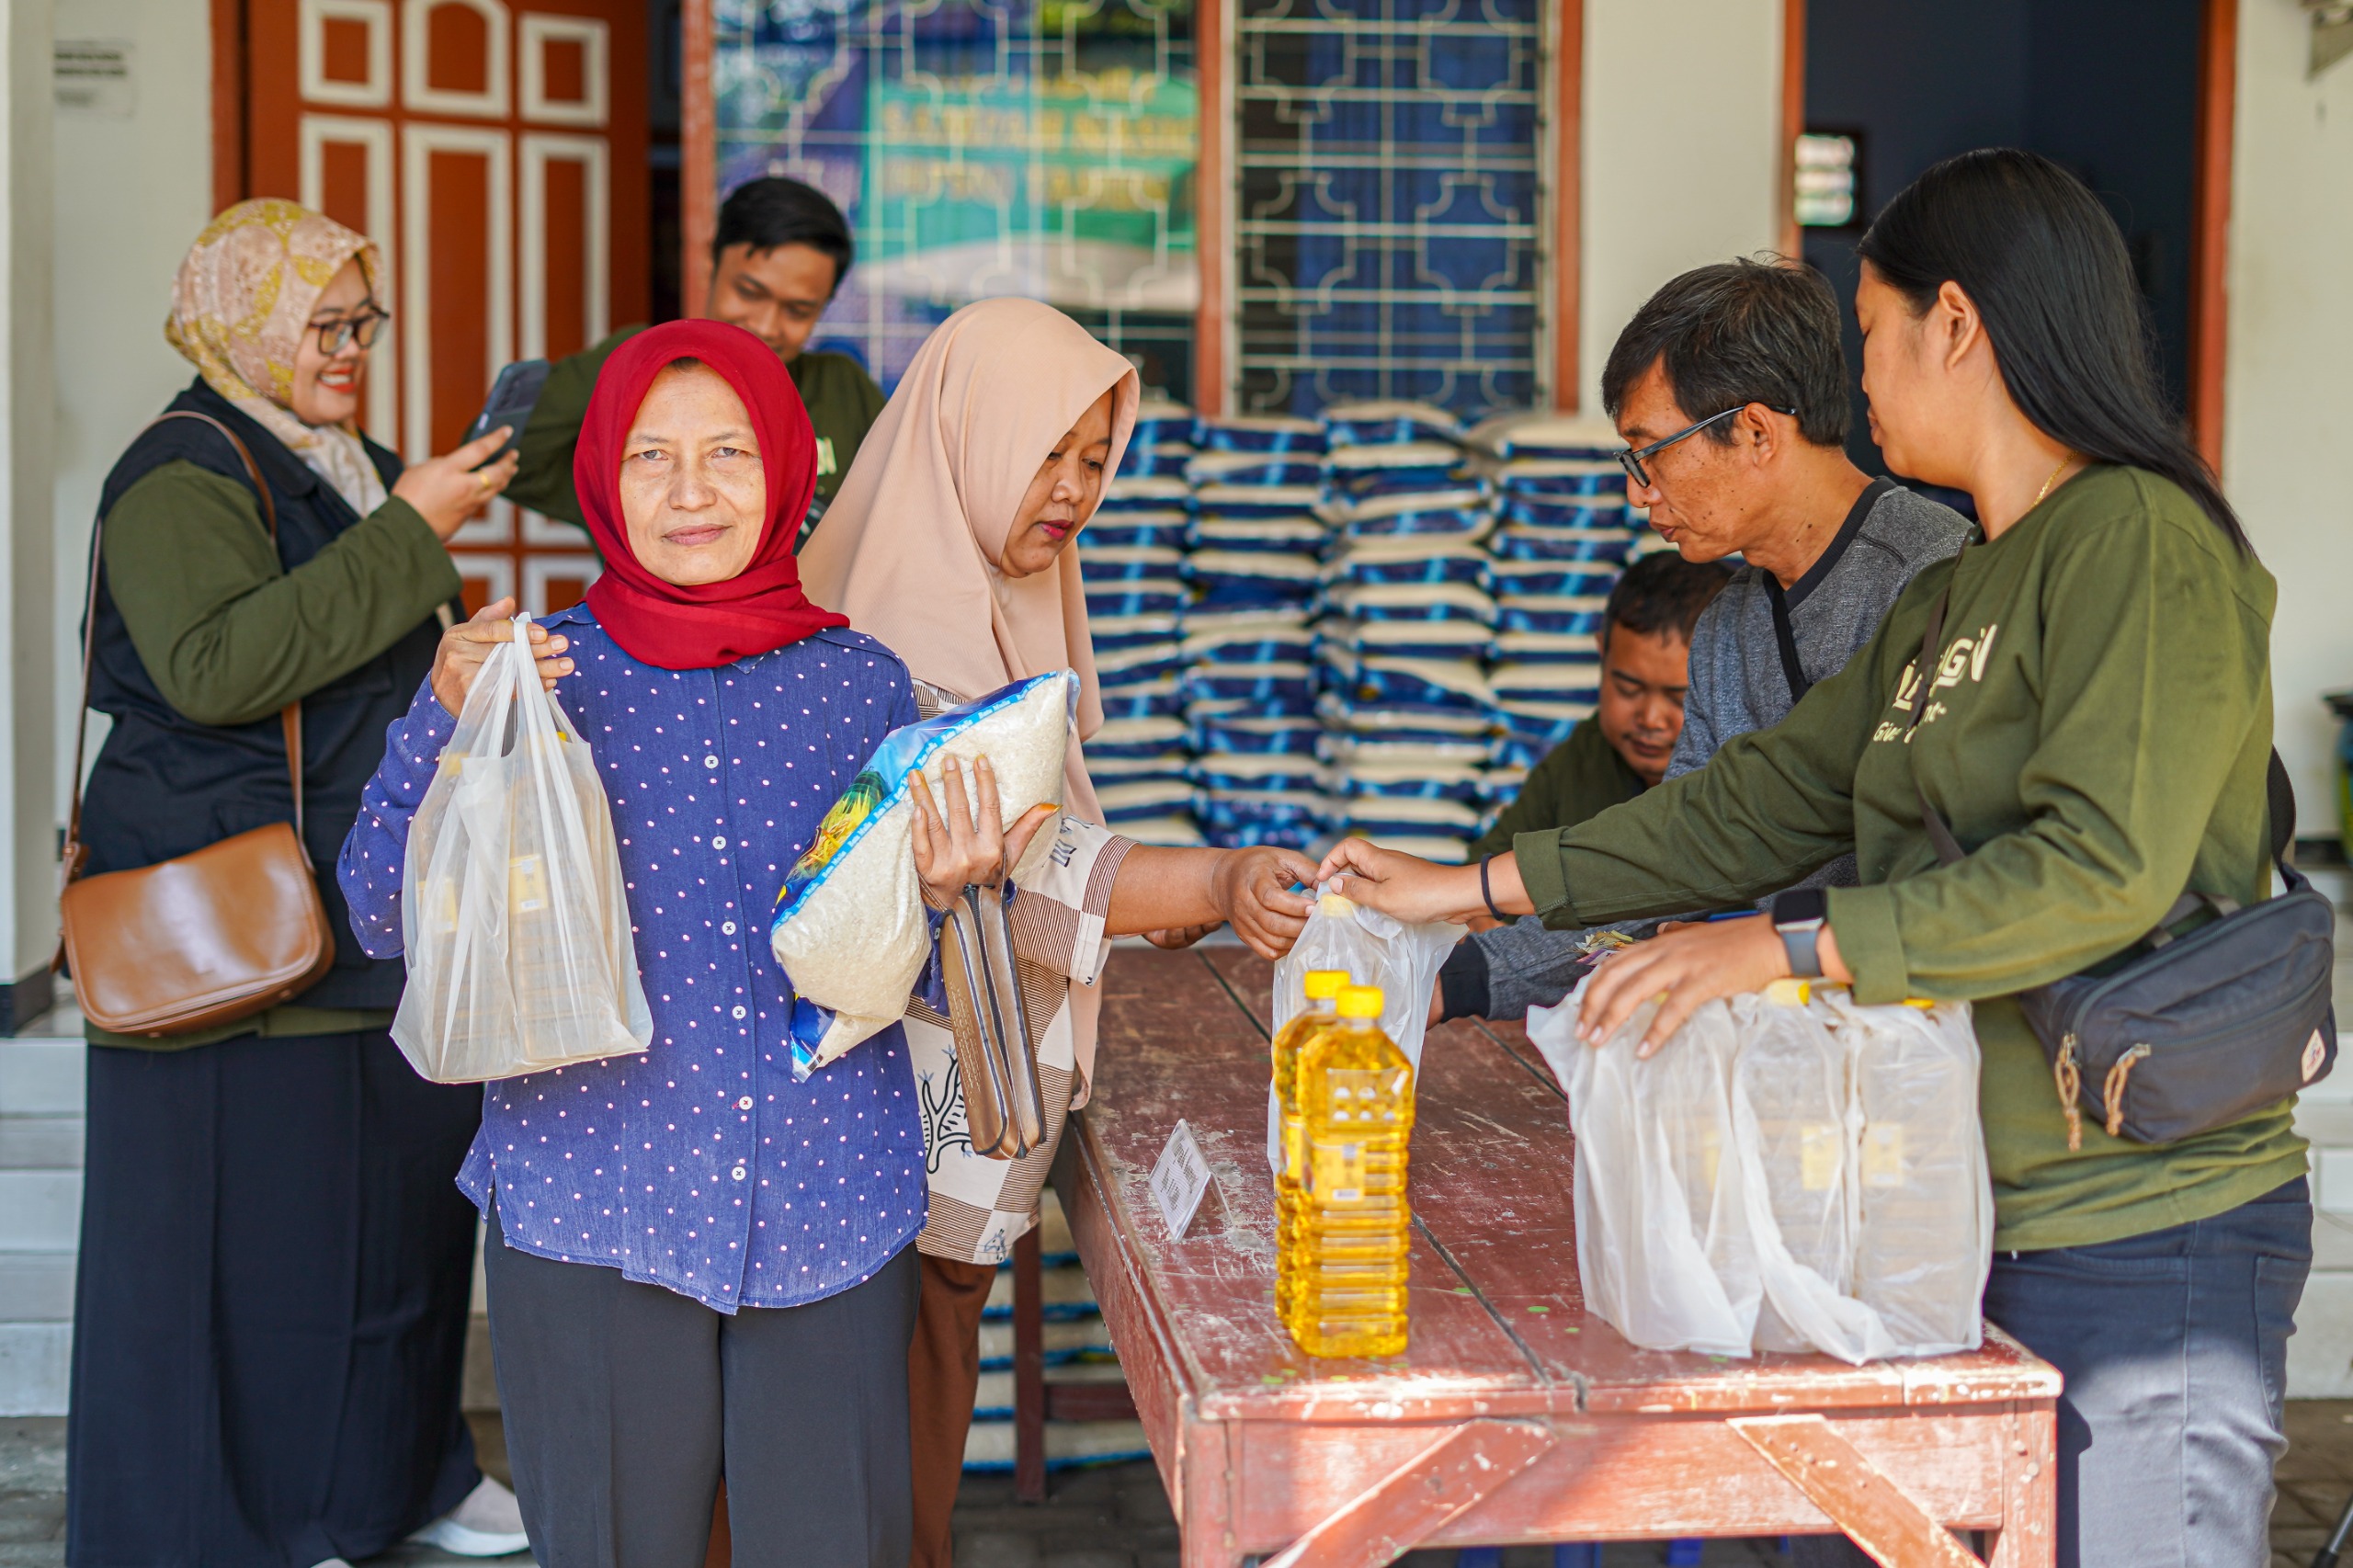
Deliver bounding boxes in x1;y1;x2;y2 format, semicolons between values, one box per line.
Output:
1303;970;1348;1001
1337;984;1384;1019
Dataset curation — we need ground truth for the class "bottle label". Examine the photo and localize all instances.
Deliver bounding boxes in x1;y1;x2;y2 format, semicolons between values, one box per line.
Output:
1861;1123;1905;1188
1799;1122;1841;1192
1282;1110;1304;1181
1312;1138;1366;1202
509;854;549;913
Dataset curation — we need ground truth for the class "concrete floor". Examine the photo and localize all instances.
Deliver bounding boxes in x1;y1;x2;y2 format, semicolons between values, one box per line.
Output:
9;1405;2351;1568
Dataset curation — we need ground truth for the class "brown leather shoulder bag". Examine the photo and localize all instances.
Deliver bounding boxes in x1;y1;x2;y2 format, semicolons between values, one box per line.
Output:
58;411;336;1038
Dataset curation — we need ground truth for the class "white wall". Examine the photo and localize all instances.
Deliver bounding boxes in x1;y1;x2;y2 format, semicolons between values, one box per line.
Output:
2224;5;2353;1400
51;0;213;855
0;0;57;989
1576;0;1786;411
2223;5;2353;834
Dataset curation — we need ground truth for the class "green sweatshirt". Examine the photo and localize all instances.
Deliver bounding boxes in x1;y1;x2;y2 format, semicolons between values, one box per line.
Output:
1514;465;2305;1251
507;326;886;529
89;460;461;1049
1471;719;1646;859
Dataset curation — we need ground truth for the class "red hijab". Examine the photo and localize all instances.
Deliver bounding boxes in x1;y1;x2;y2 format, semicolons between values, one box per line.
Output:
575;319;848;668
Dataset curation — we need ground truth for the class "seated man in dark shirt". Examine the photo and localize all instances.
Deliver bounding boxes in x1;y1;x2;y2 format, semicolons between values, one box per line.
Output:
508;176;885;543
1468;550;1731;899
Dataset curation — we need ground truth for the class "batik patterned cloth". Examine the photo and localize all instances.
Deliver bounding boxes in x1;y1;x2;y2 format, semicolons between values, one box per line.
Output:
165;197;389;517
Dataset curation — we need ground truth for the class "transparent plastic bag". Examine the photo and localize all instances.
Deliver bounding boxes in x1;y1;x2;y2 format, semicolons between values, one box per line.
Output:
1529;986;1759;1358
1529;975;1986;1364
1267;888;1460;1172
392;614;654;1084
1727;992;1891;1362
1825;993;1991;1357
770;672;1075;1077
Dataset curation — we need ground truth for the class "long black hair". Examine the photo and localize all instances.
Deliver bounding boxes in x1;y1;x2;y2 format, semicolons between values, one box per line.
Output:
1857;148;2248;553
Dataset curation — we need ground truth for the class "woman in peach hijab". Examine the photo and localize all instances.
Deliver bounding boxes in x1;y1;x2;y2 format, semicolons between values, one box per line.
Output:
801;297;1312;1565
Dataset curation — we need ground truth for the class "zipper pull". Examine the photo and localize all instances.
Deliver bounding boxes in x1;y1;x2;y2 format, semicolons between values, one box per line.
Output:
2054;1034;2084;1153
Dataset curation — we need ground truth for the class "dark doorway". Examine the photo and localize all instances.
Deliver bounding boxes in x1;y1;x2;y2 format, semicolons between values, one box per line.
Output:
1802;0;2207;478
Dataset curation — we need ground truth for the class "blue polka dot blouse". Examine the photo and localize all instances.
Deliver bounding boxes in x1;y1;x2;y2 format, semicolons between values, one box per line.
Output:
338;606;927;1312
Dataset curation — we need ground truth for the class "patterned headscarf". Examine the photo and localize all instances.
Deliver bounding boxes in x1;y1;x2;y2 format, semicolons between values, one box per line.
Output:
165;199;390;517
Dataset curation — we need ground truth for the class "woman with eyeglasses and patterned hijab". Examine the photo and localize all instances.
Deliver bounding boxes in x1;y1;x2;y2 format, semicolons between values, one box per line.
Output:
65;199;530;1565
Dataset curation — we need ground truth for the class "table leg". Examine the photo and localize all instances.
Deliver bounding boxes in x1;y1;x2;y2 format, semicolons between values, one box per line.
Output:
1014;1226;1047;1503
1728;1415;1982;1568
1984;1406;2058;1568
1258;1419;1556;1568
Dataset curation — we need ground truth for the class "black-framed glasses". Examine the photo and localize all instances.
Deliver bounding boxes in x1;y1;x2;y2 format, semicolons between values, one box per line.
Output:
1615;403;1798;489
309;304;392;357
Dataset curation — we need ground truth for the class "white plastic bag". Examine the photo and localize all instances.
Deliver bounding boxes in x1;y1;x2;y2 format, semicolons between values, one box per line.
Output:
1267;889;1460;1172
1529;974;1988;1364
1728;992;1893;1363
1825;993;1992;1357
1529;987;1760;1358
770;672;1074;1077
392;614;654;1084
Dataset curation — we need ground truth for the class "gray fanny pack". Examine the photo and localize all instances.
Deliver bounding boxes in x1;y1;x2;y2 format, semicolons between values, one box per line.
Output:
1904;558;2336;1150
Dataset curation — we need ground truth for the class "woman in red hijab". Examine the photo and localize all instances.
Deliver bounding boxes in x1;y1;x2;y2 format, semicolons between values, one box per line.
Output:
340;321;997;1565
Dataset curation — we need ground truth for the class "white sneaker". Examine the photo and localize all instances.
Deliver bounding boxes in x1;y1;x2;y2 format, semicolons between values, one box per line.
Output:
408;1476;531;1556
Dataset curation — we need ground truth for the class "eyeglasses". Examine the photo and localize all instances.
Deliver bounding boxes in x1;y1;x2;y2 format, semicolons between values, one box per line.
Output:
1614;403;1799;490
309;305;392;357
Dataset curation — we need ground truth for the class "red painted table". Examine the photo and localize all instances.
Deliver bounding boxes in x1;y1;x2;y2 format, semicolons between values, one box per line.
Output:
1055;948;2062;1568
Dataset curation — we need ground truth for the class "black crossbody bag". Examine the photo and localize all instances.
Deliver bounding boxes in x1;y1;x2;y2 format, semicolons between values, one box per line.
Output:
1894;559;2336;1149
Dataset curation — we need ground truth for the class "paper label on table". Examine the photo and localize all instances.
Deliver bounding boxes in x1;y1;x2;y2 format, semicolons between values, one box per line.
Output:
1151;1118;1214;1239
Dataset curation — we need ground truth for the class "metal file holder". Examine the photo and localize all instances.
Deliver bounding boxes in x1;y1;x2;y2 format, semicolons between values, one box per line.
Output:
941;881;1047;1161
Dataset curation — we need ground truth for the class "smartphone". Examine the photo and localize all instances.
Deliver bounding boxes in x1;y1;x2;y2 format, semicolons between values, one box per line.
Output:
468;359;551;465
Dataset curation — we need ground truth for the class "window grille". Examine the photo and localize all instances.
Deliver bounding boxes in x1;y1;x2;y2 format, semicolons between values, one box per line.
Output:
710;0;1200;400
1230;0;1548;417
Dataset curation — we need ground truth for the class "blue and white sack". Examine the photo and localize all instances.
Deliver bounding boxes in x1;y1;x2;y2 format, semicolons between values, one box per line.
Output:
771;672;1075;1077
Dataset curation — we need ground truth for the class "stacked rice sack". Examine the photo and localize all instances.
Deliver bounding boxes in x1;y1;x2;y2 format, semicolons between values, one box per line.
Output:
1313;402;1497;864
1469;415;1640;808
1180;415;1330;851
1084;400;1202;848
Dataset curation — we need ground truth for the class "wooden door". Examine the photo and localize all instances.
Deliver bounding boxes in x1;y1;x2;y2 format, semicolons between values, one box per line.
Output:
230;0;648;614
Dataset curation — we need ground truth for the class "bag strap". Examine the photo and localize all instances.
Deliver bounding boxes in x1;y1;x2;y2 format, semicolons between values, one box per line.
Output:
1904;549;2295;915
1764;575;1812;706
63;412;305;887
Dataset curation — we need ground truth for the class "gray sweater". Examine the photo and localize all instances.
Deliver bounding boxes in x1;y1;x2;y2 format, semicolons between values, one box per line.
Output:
1460;479;1970;1020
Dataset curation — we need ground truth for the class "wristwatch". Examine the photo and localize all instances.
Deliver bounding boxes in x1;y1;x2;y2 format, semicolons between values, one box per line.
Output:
1770;888;1829;979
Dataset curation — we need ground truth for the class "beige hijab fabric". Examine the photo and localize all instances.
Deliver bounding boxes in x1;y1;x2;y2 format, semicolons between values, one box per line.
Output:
801;296;1140;823
165;199;390;517
801;297;1139;1098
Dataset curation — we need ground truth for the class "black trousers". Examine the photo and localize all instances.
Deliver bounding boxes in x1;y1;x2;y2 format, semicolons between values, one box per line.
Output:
66;1031;483;1568
483;1214;921;1568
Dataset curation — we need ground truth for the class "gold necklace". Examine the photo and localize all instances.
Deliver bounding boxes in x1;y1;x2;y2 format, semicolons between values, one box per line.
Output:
2033;454;2076;507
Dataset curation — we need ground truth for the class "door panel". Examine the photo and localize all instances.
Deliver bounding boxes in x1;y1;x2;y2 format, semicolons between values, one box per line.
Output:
237;0;646;614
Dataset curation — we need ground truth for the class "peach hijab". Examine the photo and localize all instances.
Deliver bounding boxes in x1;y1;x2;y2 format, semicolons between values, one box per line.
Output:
801;299;1139;1101
800;297;1140;824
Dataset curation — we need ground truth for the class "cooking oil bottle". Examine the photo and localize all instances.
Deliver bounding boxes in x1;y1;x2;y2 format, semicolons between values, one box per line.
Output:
1272;970;1350;1334
1288;983;1415;1358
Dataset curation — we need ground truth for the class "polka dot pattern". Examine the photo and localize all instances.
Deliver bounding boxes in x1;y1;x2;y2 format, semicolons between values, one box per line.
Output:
339;608;926;1312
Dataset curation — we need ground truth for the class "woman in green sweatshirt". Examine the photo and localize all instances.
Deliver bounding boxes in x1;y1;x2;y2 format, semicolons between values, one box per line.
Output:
1318;151;2308;1568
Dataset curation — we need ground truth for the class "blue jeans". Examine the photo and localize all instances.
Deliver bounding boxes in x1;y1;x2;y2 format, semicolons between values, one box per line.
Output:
1795;1176;2312;1568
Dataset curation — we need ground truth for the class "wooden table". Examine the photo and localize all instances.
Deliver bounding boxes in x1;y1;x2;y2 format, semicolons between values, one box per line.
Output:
1055;948;2063;1568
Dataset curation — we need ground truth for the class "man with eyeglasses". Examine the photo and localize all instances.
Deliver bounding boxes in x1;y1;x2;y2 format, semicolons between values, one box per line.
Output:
1436;256;1968;1025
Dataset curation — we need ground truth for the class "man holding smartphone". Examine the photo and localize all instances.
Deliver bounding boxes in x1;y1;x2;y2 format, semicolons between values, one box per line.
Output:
507;176;884;542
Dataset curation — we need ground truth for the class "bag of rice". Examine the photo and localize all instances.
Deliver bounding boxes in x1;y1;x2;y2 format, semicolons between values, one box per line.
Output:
770;671;1075;1078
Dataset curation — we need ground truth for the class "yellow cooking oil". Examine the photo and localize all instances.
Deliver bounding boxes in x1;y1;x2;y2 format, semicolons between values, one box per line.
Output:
1272;970;1350;1333
1287;984;1415;1358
